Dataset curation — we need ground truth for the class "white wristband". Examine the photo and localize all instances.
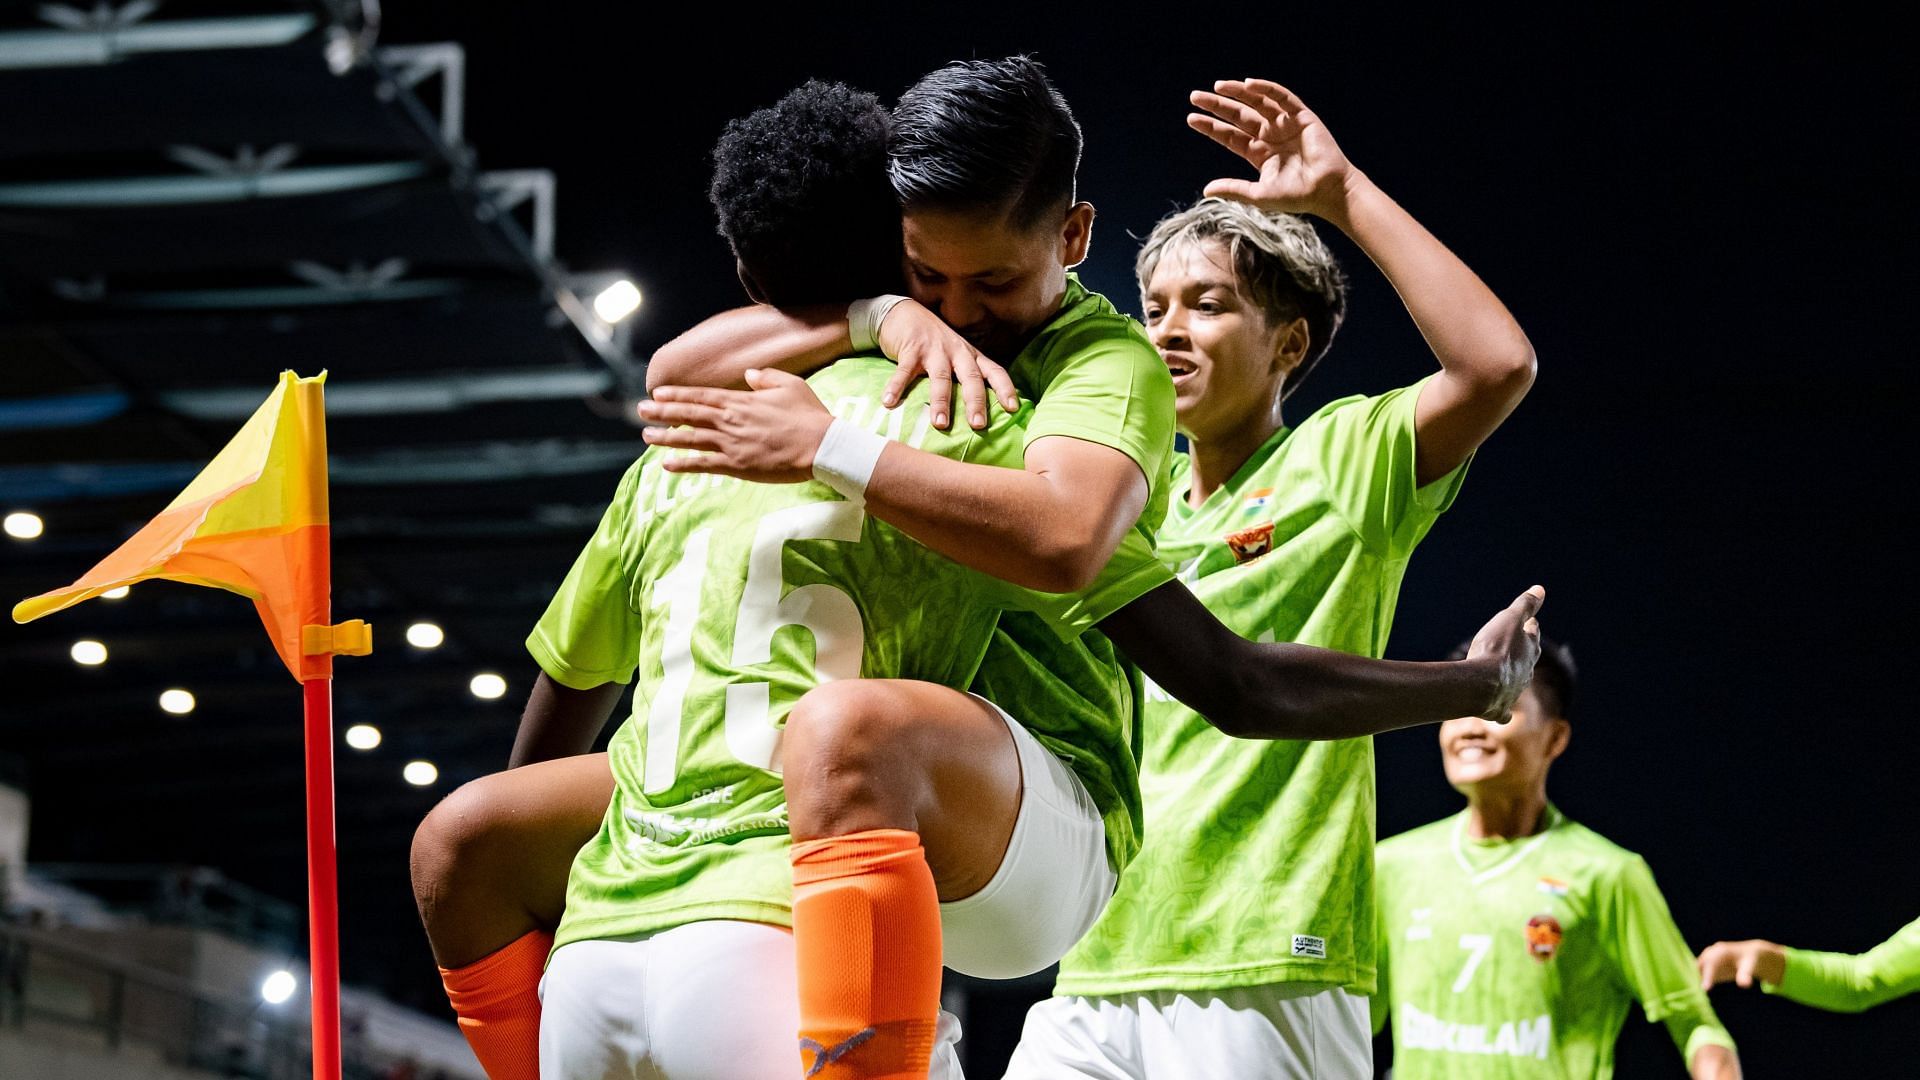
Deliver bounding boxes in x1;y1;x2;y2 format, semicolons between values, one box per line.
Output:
811;418;888;499
847;294;910;354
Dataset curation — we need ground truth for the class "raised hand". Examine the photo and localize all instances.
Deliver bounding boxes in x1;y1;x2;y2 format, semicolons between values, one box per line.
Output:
1189;78;1357;219
1464;586;1546;723
875;299;1020;431
639;368;834;483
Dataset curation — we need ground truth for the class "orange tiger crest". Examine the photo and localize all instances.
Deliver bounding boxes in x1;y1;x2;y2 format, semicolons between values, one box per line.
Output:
1225;521;1275;565
1525;913;1563;962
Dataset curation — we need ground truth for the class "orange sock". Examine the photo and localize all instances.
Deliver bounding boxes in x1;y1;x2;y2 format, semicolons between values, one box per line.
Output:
438;929;550;1080
790;828;942;1079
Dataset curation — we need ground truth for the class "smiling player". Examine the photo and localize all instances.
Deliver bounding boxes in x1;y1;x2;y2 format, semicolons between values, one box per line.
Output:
413;73;1546;1080
1372;640;1743;1078
1007;78;1537;1079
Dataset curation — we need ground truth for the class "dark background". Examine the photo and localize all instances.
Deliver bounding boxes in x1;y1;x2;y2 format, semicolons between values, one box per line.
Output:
10;4;1920;1076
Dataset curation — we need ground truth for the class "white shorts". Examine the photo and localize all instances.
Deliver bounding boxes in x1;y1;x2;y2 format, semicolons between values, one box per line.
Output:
1003;985;1372;1080
537;703;1110;1078
540;920;962;1080
941;698;1117;980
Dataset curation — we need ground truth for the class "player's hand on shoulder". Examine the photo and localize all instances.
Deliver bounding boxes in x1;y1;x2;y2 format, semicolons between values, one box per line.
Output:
877;299;1020;432
639;367;831;484
1698;939;1787;991
1465;586;1545;722
1189;78;1360;221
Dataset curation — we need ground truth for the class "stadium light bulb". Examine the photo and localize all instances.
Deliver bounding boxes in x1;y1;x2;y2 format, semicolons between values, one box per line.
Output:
344;724;382;751
102;585;130;600
159;689;196;715
403;760;439;786
4;511;43;540
469;673;507;700
593;279;642;323
405;621;444;649
71;640;108;666
261;969;296;1005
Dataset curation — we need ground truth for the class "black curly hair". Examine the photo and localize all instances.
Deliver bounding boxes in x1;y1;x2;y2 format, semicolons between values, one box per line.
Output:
708;80;904;306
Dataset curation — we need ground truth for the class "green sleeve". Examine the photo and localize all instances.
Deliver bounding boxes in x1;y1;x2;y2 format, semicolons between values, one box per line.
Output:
955;396;1176;641
1307;376;1469;558
1024;318;1176;499
1770;915;1920;1013
1601;856;1738;1062
526;459;646;689
975;529;1175;642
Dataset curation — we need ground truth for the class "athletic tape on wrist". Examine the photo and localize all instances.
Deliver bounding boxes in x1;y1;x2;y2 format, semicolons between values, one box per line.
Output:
847;294;910;354
811;418;888;499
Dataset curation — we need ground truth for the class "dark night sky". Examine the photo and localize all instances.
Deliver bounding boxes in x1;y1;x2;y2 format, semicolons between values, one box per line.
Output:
366;5;1920;1074
24;5;1916;1075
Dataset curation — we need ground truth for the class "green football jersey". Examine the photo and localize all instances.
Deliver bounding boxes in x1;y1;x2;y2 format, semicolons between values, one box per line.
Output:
1771;915;1920;1013
1010;273;1175;540
976;271;1175;876
1056;378;1466;996
1374;807;1737;1078
969;611;1150;878
542;320;1174;949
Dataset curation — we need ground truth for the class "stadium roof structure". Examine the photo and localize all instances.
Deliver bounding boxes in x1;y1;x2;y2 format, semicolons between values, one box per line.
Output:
1;0;645;1006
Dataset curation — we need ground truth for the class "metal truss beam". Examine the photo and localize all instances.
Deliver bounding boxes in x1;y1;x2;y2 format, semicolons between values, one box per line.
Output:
0;12;315;69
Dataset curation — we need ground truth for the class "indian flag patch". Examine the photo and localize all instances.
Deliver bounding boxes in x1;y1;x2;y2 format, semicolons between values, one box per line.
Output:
1537;876;1570;897
1242;487;1274;513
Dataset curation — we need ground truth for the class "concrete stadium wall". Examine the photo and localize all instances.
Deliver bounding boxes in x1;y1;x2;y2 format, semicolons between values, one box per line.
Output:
0;1023;220;1080
34;924;482;1079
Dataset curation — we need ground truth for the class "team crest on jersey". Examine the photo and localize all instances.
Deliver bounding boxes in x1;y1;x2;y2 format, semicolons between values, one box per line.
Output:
1225;521;1275;564
1536;876;1570;897
1525;913;1563;962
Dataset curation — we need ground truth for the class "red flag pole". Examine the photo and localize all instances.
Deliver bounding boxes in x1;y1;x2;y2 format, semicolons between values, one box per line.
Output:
10;370;358;1078
302;675;342;1080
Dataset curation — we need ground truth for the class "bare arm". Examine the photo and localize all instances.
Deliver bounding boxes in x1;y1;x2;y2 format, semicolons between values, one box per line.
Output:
1690;1045;1742;1080
640;369;1145;593
1192;78;1535;486
1099;583;1542;739
1328;179;1534;485
858;433;1145;593
647;298;1019;430
507;672;625;768
646;304;853;392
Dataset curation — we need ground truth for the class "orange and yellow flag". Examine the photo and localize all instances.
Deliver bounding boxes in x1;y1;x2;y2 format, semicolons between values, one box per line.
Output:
12;370;365;682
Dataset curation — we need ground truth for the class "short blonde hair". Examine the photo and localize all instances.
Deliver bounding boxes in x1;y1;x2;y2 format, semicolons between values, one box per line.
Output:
1136;198;1349;397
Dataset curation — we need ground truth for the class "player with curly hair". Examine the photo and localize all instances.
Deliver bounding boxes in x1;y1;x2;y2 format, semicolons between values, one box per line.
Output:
413;74;1546;1080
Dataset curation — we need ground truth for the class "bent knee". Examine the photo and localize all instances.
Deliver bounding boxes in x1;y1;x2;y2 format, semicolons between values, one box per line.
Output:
785;680;918;765
783;681;932;827
410;776;517;902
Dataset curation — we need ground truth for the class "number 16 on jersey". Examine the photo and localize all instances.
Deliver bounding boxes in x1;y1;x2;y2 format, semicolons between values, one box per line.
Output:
641;501;868;793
